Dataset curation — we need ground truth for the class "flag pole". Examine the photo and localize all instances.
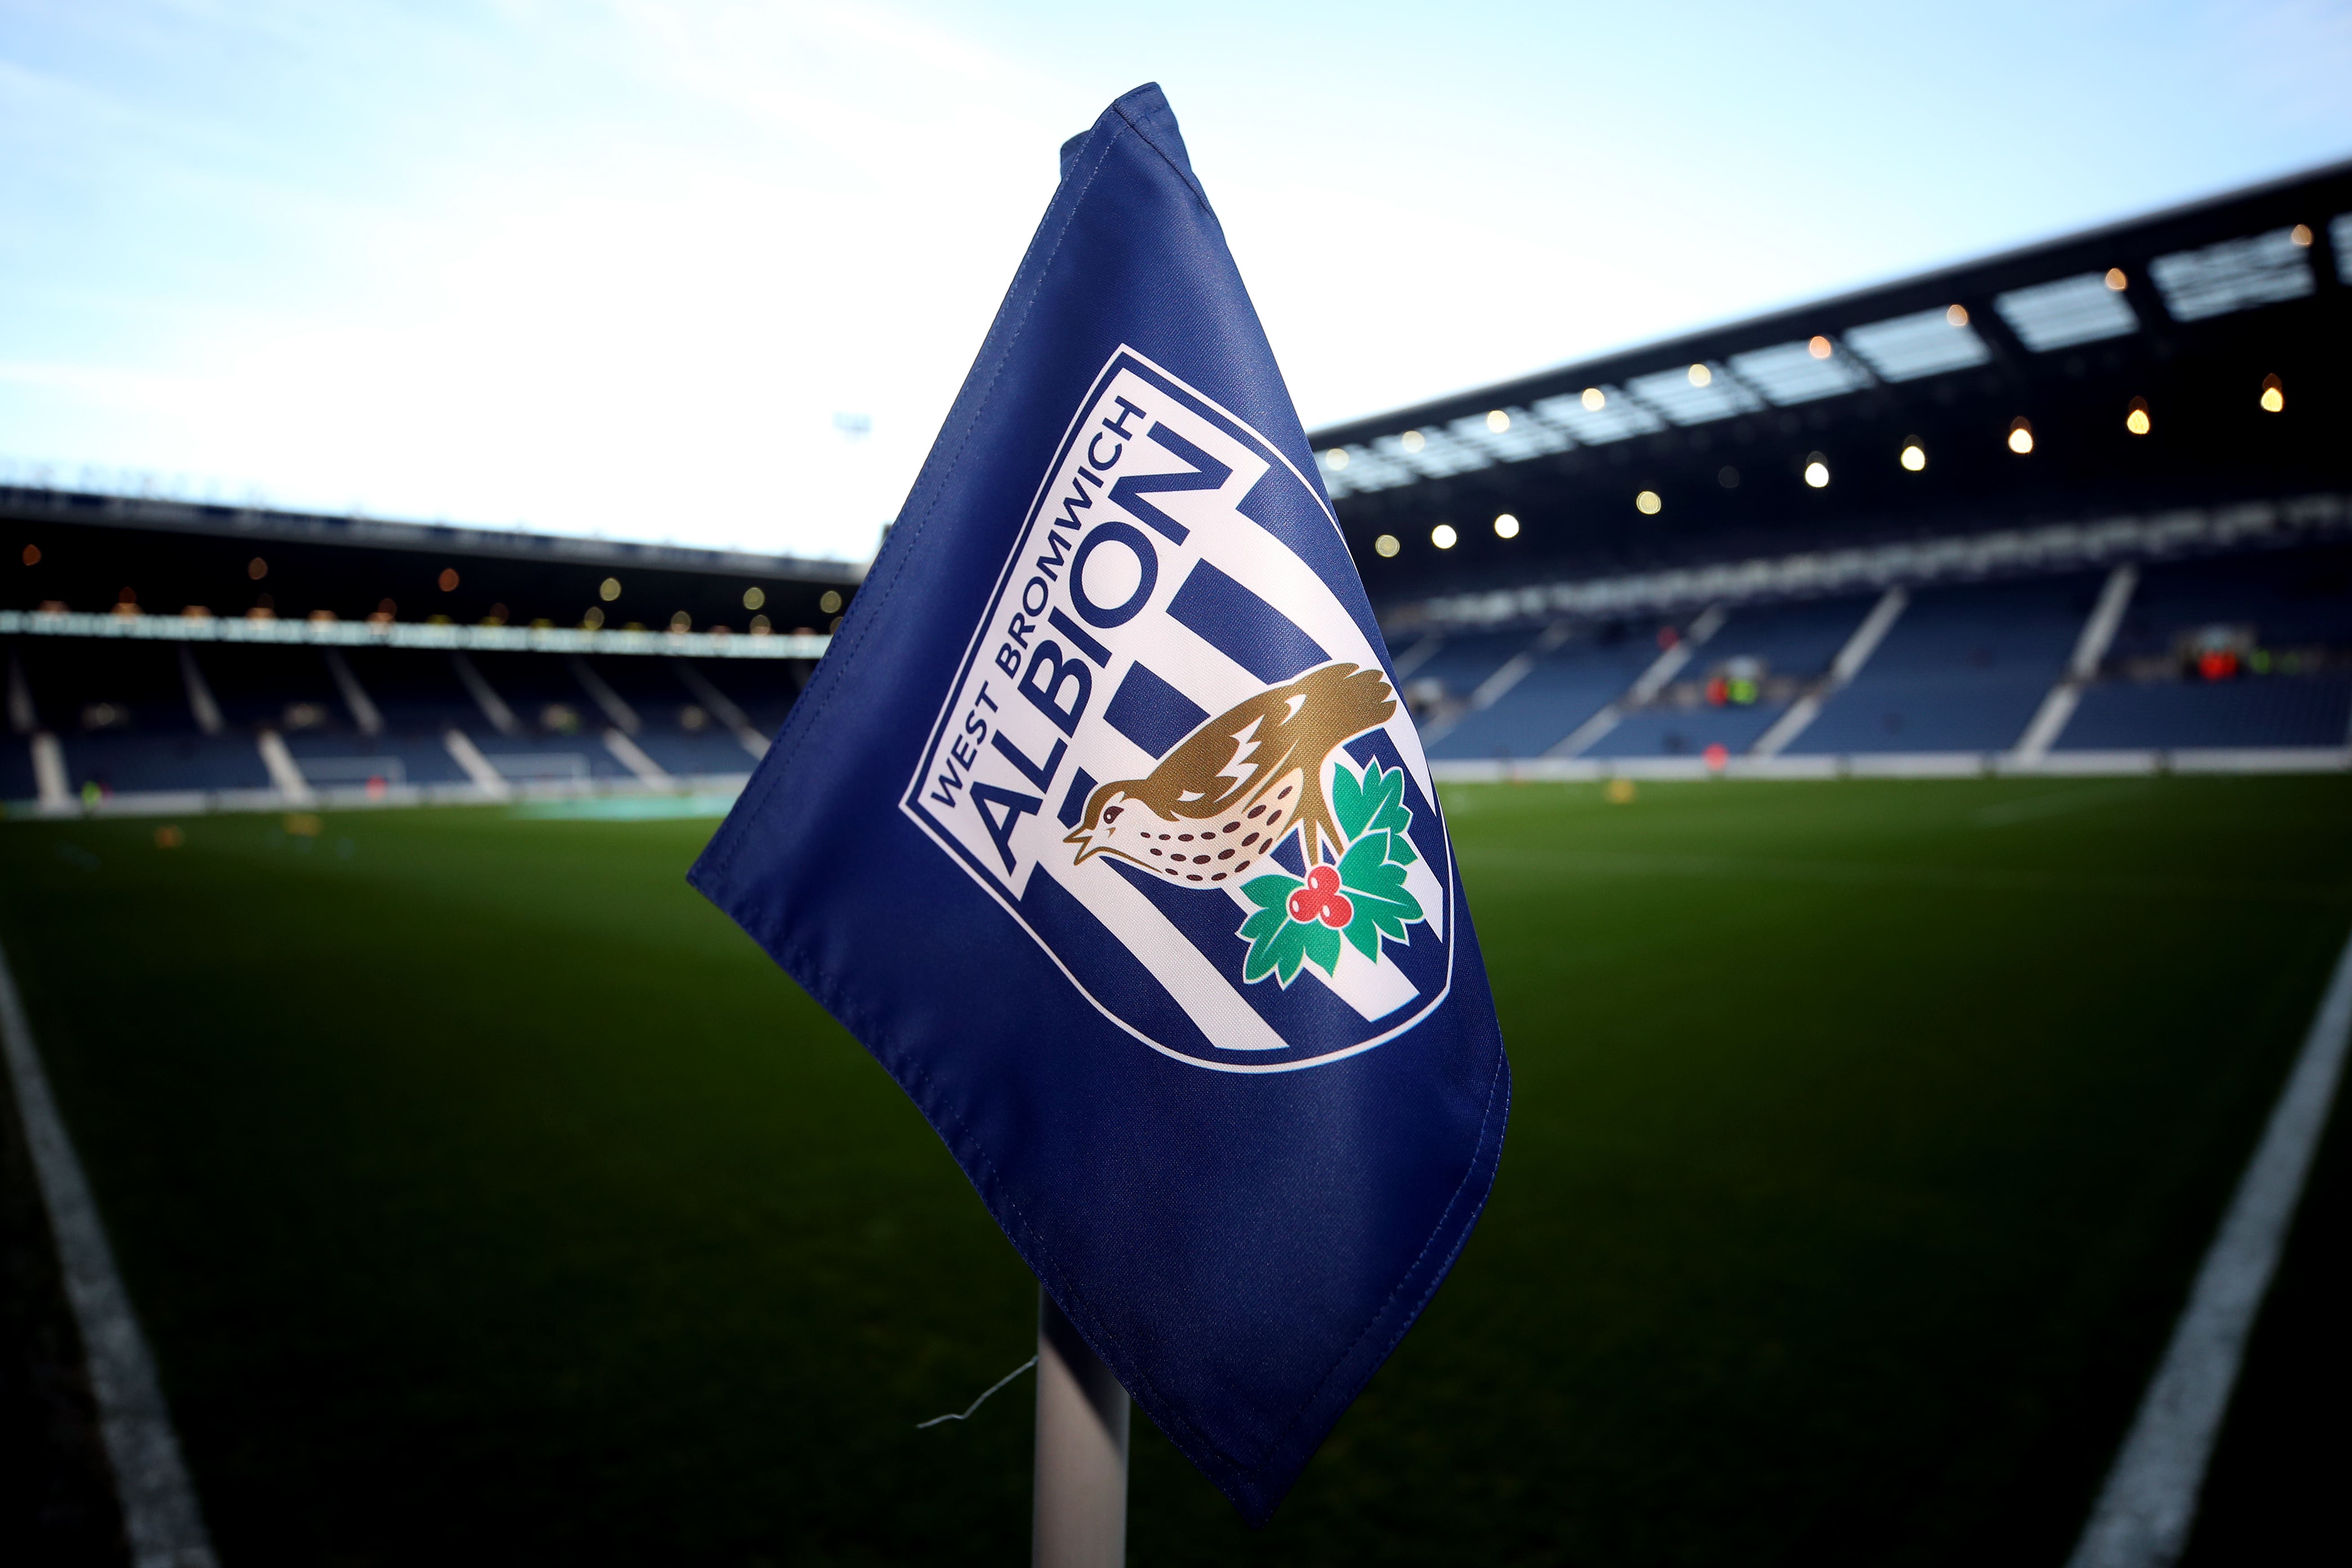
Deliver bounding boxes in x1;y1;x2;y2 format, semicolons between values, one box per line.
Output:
1032;1286;1129;1568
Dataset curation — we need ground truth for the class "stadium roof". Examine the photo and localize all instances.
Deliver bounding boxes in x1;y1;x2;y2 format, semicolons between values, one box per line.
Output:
2;484;862;636
0;484;864;585
1312;159;2352;620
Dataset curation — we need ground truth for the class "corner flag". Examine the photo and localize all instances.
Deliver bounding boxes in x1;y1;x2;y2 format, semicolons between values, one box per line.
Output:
690;83;1510;1523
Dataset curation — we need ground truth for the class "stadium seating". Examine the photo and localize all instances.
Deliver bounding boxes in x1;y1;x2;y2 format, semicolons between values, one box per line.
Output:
13;638;273;794
1587;594;1876;759
3;634;807;807
2057;545;2352;752
8;533;2351;808
1427;628;1668;760
1790;575;2101;755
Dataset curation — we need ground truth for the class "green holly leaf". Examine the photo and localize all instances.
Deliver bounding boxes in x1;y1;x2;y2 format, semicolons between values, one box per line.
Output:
1237;873;1346;985
1240;911;1331;984
1241;872;1301;911
1331;760;1374;842
1360;764;1418;864
1338;830;1423;959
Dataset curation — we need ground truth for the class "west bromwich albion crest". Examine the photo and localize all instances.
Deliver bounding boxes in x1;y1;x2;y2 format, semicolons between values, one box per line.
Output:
902;347;1454;1072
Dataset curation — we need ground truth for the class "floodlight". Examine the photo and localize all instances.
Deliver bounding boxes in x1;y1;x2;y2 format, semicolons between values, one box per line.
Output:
1430;523;1457;549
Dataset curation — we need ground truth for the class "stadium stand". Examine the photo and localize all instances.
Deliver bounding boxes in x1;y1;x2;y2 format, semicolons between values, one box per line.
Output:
1585;593;1879;760
1310;158;2352;777
2;489;850;812
1789;575;2102;755
5;161;2348;804
2058;542;2352;751
1426;621;1688;761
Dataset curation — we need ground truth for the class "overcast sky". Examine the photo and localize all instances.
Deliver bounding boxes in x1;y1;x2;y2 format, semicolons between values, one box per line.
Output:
3;0;2348;561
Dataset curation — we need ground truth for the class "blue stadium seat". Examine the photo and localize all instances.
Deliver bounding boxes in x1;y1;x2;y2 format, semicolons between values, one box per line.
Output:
1398;630;1534;703
1585;703;1788;759
2059;675;2352;751
59;732;271;793
578;654;762;777
1;736;38;802
1427;631;1662;760
1792;576;2098;754
1590;595;1873;758
2105;545;2352;663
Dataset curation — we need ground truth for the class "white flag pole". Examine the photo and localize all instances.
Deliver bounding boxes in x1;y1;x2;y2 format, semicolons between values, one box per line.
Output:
1032;1286;1129;1568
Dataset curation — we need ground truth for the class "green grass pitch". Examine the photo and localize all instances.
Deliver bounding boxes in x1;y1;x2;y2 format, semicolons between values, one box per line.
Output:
2;775;2349;1565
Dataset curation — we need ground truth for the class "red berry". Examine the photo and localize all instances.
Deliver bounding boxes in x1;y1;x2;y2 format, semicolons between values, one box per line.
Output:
1319;893;1353;929
1307;864;1341;896
1288;888;1317;923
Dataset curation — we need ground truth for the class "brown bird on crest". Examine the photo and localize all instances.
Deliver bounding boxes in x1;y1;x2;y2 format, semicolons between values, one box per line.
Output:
1064;662;1396;887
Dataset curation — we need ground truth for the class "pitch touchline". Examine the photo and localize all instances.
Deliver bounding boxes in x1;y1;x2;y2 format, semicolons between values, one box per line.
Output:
2065;922;2352;1568
0;937;219;1568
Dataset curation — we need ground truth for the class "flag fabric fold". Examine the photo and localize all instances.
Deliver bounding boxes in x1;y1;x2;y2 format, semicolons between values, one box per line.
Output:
690;82;1509;1523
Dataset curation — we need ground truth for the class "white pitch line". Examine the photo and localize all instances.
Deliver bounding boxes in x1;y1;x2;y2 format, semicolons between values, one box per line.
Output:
0;936;219;1568
2066;921;2352;1568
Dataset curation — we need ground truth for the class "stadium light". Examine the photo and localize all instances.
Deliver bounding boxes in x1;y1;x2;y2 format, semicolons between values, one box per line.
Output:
1486;409;1511;433
1494;513;1520;539
2126;396;2152;435
1687;364;1712;387
669;611;693;632
1900;442;1927;471
743;586;765;610
2290;223;2313;247
1401;430;1426;453
599;577;622;601
438;567;461;591
1945;303;1970;327
1581;387;1606;411
1807;336;1832;359
1430;523;1457;549
2104;267;2128;290
2008;418;2035;454
1325;448;1349;469
2260;374;2284;413
1635;490;1662;515
1803;455;1830;489
1374;533;1401;557
819;589;845;613
247;556;267;580
19;544;37;565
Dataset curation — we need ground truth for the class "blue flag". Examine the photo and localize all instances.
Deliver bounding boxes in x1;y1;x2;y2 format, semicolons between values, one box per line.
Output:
690;83;1509;1523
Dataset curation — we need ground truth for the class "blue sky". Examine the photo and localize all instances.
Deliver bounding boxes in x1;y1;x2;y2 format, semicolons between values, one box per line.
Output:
3;1;2348;560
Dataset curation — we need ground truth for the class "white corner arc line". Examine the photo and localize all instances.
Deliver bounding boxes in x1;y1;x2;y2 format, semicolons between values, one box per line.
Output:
0;936;219;1568
2065;921;2352;1568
